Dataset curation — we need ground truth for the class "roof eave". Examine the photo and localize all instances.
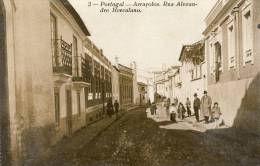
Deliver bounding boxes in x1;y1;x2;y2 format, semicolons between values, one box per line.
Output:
60;0;91;36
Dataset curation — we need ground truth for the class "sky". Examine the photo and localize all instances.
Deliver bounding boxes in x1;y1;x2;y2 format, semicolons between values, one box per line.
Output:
69;0;218;73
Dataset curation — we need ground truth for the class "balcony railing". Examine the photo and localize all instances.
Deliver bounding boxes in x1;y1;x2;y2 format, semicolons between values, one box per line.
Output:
72;76;88;82
72;56;91;83
52;38;72;75
83;57;90;82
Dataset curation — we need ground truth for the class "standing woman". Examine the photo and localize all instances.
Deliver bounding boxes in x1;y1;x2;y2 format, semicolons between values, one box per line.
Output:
114;100;120;119
107;98;114;118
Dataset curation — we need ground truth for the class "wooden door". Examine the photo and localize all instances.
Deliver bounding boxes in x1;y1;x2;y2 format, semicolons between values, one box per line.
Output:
66;90;72;135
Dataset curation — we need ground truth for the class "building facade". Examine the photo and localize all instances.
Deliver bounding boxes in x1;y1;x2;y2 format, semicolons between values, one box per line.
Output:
137;82;148;105
50;0;92;144
118;64;134;106
153;71;166;101
112;65;120;104
83;38;113;123
178;40;207;104
171;68;183;102
51;0;112;144
203;0;260;126
146;78;155;103
0;0;67;165
153;67;180;102
0;0;113;165
131;62;139;105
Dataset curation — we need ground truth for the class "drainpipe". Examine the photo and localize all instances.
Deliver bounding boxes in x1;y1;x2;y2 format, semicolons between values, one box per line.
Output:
234;6;241;79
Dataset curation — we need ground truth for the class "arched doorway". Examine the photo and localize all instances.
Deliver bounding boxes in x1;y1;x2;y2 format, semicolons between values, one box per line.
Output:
0;0;11;165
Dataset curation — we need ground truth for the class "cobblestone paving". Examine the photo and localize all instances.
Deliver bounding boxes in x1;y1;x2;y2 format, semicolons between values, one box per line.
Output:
32;107;260;166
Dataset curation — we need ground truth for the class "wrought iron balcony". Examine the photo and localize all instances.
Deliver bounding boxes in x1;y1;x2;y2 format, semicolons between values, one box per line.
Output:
81;56;91;83
72;56;91;90
52;38;72;76
52;38;72;87
72;76;88;82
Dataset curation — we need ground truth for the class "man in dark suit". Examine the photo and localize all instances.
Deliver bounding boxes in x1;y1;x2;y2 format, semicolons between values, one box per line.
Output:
193;93;201;122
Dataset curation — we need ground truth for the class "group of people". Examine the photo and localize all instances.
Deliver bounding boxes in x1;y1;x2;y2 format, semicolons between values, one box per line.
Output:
106;99;120;118
155;90;223;128
193;90;223;127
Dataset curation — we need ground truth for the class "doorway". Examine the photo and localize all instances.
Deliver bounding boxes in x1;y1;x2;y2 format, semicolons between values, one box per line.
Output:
66;89;72;135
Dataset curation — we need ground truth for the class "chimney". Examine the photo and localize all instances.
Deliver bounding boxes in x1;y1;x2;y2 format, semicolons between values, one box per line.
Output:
115;56;119;67
132;61;137;70
100;49;103;56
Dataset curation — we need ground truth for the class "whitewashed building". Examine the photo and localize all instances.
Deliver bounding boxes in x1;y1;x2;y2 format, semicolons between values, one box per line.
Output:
112;65;120;104
178;40;207;104
203;0;260;127
0;0;113;165
153;67;180;102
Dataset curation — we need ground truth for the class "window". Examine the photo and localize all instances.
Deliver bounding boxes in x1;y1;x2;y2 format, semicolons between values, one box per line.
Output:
54;91;60;124
242;8;253;65
209;43;215;74
88;77;93;100
73;36;79;76
227;22;236;68
215;42;222;82
191;65;202;81
77;91;81;116
50;14;58;64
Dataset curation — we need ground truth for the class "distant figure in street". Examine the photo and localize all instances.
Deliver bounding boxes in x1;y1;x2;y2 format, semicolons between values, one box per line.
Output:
212;102;222;128
165;98;171;118
169;103;177;123
107;98;114;118
178;103;186;120
147;99;151;107
201;91;212;123
186;98;192;117
150;102;157;115
114;100;120;119
193;93;201;122
174;97;179;107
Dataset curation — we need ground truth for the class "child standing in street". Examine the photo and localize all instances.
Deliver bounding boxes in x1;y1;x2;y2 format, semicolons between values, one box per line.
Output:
178;103;186;120
212;102;222;128
169;103;177;123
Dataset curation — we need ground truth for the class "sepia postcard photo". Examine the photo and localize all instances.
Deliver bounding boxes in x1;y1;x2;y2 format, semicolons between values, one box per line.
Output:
0;0;260;165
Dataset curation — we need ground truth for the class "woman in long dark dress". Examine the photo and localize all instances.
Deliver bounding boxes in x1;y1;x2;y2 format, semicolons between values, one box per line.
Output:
107;98;114;117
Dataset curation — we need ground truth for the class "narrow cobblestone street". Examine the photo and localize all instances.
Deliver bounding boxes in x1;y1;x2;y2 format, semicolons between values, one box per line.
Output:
31;107;260;166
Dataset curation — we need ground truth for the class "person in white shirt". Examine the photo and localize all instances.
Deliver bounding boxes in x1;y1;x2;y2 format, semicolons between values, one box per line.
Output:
212;102;222;128
169;103;177;123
